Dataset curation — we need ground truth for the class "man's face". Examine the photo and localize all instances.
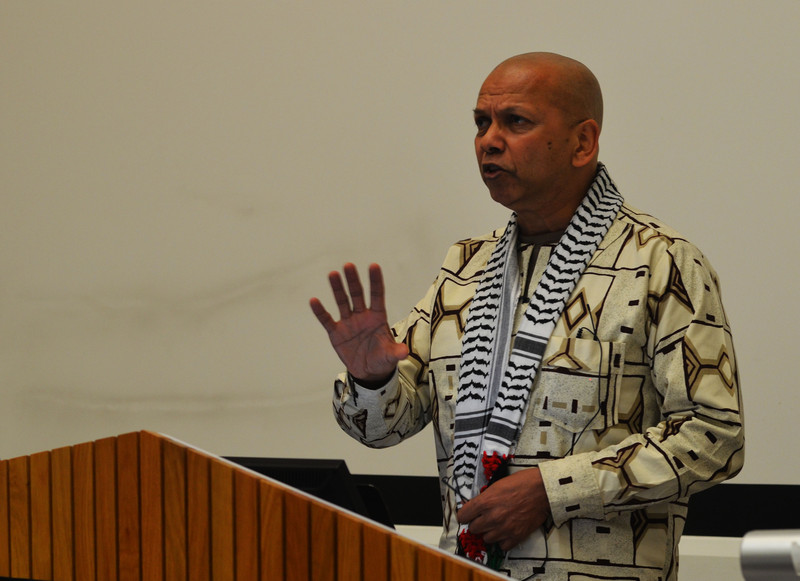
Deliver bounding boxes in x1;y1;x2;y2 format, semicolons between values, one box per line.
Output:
473;62;580;216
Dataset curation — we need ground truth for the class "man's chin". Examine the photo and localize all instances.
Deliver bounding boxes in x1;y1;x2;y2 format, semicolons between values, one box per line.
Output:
488;188;520;211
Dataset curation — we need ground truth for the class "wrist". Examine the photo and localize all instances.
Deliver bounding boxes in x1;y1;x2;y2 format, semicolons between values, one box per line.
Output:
348;370;395;390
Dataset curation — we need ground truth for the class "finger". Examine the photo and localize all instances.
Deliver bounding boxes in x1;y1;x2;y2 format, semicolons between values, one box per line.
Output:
328;270;353;319
466;519;488;537
343;263;367;312
457;498;480;524
390;340;410;361
480;521;506;544
499;537;519;552
367;263;386;312
309;298;337;334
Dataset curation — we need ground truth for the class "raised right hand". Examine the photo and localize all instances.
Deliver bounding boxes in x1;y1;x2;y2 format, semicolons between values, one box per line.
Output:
309;263;409;383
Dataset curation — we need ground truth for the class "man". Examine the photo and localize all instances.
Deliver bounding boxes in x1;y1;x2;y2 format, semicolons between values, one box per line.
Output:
310;52;744;580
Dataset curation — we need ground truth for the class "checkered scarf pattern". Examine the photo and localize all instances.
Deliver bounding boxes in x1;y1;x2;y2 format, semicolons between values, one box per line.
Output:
452;165;623;564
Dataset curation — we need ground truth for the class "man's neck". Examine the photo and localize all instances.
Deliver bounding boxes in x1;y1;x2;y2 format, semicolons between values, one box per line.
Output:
516;208;577;236
516;166;598;236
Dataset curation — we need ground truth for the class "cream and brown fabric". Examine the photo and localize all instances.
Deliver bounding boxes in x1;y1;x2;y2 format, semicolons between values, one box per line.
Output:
452;167;623;547
332;177;744;581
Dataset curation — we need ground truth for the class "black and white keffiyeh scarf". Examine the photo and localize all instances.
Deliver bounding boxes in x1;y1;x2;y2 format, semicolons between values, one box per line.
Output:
453;165;623;567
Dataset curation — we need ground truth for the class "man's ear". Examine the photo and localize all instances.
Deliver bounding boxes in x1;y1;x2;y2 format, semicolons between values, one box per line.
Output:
572;119;600;168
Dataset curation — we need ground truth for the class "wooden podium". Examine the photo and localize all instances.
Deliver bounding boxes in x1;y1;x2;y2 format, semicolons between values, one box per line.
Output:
0;431;503;581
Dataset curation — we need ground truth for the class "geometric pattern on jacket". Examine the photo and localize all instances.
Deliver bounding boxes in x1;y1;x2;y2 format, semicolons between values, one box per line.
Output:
333;198;744;581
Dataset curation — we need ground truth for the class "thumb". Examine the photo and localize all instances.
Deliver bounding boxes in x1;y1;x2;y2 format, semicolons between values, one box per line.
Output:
456;497;478;524
391;341;409;361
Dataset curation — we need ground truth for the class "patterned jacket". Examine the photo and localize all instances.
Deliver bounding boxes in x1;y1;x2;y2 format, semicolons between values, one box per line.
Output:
333;201;744;581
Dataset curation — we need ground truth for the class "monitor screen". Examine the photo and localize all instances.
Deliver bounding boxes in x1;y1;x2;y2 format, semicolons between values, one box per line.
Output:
225;456;393;528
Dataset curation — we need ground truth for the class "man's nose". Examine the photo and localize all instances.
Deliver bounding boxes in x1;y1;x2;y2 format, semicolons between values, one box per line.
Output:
478;123;504;154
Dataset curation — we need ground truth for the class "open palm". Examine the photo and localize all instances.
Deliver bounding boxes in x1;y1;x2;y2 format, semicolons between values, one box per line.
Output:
310;263;409;382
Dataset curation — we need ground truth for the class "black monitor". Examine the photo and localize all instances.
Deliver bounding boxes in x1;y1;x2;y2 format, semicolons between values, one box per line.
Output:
224;456;393;529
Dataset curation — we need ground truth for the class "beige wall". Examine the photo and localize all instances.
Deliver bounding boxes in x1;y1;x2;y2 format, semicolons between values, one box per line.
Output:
2;1;798;483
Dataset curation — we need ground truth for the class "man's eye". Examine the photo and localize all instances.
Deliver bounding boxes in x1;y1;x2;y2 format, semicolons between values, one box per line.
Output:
475;117;490;132
510;115;528;126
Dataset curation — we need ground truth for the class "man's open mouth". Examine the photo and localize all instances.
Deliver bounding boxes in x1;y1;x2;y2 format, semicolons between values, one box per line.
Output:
482;163;507;177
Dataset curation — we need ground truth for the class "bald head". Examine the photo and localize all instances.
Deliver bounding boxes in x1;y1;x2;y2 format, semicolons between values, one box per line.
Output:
473;52;605;234
489;52;603;130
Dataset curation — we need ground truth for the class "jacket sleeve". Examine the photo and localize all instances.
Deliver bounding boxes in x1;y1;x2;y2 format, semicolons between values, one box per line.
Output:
539;240;745;526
